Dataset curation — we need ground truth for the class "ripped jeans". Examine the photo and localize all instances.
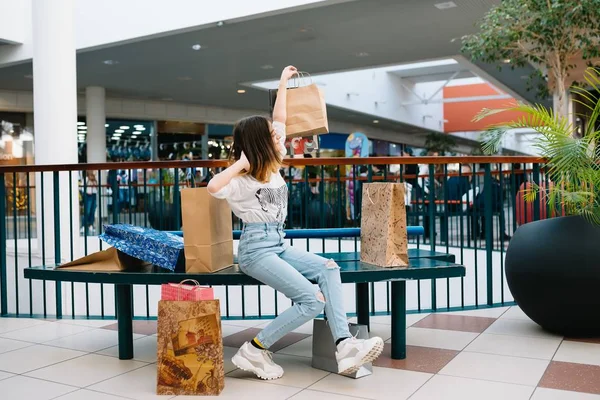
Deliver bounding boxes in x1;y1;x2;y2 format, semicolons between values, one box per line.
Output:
238;223;352;349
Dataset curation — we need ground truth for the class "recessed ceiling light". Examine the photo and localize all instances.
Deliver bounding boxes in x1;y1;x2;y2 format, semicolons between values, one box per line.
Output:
260;64;274;70
105;124;109;127
77;122;85;126
177;76;192;81
120;126;130;130
373;120;380;124
111;137;119;141
191;44;202;51
216;21;224;27
136;127;146;131
355;52;370;57
134;124;144;129
103;60;119;65
132;131;142;135
113;134;122;138
237;89;246;94
79;126;87;130
434;1;457;10
115;129;124;133
78;130;86;134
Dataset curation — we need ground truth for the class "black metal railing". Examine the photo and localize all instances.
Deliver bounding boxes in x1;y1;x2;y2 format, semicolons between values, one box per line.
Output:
0;156;546;319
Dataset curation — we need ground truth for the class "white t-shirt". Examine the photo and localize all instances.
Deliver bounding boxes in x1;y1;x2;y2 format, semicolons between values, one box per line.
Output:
211;121;288;224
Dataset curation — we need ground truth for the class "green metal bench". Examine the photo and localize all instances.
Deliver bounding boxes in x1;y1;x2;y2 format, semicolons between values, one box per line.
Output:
24;249;464;362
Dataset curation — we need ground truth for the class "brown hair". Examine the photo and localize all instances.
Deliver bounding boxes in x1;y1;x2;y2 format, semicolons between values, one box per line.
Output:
230;115;282;183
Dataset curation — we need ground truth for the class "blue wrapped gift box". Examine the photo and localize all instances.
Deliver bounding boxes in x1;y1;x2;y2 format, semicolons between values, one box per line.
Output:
100;224;184;272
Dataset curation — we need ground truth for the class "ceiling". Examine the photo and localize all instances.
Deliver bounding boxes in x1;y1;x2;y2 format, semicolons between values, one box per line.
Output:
0;0;545;138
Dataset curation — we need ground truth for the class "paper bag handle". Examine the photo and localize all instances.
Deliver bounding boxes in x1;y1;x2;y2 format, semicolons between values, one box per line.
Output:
177;279;200;287
175;279;202;301
366;186;381;205
288;71;312;88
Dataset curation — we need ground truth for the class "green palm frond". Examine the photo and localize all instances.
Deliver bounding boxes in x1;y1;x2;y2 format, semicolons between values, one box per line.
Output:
476;67;600;225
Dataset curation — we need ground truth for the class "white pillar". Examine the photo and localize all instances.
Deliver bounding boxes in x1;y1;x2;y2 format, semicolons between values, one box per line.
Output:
86;86;106;163
32;0;80;265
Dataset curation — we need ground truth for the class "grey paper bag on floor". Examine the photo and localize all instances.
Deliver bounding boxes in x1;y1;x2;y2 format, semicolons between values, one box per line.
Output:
311;319;373;379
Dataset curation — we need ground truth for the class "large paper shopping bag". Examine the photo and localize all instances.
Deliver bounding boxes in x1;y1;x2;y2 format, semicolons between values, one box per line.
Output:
161;280;215;301
157;300;225;396
100;224;184;272
268;72;329;138
58;247;150;271
181;188;233;273
360;183;409;267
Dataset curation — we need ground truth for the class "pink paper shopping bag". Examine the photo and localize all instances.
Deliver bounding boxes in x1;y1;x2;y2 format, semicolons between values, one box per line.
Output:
161;279;214;301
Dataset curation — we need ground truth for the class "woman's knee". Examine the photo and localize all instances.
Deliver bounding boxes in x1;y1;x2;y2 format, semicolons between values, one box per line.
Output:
300;290;325;317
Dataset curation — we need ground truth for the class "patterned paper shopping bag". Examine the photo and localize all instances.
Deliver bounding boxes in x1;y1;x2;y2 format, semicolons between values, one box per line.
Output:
360;183;409;267
157;300;224;396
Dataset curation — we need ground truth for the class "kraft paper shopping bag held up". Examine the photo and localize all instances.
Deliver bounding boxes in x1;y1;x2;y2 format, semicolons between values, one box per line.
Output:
181;188;233;273
360;183;409;267
269;72;329;138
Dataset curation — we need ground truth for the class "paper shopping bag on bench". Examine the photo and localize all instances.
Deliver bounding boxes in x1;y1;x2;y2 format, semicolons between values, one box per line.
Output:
157;299;225;396
360;183;409;267
100;224;184;272
161;280;215;301
58;247;150;271
181;188;233;273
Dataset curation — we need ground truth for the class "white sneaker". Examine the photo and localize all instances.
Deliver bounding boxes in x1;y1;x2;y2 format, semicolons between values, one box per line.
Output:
336;336;384;375
231;342;284;380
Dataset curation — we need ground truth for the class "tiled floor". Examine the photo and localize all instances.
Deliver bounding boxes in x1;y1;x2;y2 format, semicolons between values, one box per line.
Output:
1;307;600;399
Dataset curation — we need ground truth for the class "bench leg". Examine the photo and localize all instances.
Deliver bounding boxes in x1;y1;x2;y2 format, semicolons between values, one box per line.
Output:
391;280;407;360
355;283;370;331
116;284;134;360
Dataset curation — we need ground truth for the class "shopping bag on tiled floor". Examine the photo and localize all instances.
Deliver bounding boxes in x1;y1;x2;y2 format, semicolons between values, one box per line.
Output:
157;299;224;395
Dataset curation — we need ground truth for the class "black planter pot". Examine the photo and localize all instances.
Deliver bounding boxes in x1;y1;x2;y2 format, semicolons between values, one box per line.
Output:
506;215;600;336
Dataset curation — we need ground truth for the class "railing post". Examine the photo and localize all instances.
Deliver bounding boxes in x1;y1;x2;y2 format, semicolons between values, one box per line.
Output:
53;171;63;318
173;170;181;230
428;164;436;311
484;164;494;306
0;173;7;316
532;163;541;221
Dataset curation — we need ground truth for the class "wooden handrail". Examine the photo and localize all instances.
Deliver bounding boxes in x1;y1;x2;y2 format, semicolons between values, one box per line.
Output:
0;156;544;173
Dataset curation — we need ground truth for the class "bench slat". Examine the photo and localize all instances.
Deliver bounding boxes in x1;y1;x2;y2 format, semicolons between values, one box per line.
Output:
24;258;465;286
167;226;425;240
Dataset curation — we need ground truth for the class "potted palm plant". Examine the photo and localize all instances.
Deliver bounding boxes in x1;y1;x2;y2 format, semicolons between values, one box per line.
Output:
476;68;600;336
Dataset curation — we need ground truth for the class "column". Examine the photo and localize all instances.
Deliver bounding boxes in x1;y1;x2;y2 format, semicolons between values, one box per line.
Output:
86;86;106;163
32;0;80;267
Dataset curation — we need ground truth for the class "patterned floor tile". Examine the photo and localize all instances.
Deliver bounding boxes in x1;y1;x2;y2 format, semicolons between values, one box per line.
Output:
413;314;496;333
554;341;600;366
532;387;600;400
465;333;562;360
404;327;479;351
373;343;458;373
539;361;600;395
0;375;77;400
485;318;562;339
439;351;549;386
309;366;432;400
411;374;534;400
441;307;510;319
101;320;157;336
222;328;310;353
